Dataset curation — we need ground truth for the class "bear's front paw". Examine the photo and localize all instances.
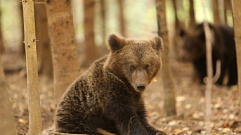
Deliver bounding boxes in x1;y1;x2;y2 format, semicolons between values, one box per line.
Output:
155;131;167;135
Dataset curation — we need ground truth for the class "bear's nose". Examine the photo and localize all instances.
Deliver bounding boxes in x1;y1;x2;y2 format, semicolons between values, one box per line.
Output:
137;84;145;91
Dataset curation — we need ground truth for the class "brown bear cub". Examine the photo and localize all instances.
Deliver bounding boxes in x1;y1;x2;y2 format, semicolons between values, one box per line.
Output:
55;34;166;135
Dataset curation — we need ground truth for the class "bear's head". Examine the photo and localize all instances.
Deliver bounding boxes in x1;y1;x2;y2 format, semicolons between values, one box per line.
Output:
104;34;163;92
179;24;213;61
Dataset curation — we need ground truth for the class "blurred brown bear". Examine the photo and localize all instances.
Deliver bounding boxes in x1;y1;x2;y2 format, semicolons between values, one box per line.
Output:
179;23;237;86
55;34;166;135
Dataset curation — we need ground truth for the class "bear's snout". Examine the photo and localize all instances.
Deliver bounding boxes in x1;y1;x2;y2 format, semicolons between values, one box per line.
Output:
137;84;145;91
131;70;148;92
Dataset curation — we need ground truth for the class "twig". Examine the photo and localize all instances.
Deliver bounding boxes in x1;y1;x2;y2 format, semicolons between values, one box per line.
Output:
213;60;221;83
97;128;116;135
48;131;88;135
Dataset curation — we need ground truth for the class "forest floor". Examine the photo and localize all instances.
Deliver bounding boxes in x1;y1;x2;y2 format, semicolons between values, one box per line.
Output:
2;49;241;135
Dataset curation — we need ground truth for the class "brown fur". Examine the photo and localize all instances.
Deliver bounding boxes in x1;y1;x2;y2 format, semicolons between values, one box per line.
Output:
55;34;166;135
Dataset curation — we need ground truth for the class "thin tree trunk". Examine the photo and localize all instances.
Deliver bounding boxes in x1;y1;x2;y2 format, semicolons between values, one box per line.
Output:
224;0;228;24
46;0;81;103
204;21;213;135
0;58;16;135
100;0;106;46
189;0;195;27
212;0;220;24
19;3;25;57
118;0;125;36
156;0;176;116
232;0;241;120
82;0;96;67
172;0;179;28
224;0;233;24
171;0;181;60
35;4;53;78
22;0;42;134
0;1;4;55
201;0;213;133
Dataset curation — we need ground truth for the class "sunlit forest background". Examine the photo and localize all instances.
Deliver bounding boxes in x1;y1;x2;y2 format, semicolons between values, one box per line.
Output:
2;0;232;48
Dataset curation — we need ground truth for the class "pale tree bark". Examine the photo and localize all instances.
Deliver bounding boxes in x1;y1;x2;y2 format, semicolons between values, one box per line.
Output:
46;0;81;103
156;0;176;116
189;0;195;27
118;0;126;36
203;21;213;135
82;0;97;67
201;0;213;133
100;0;106;46
232;0;241;120
0;58;16;135
22;0;42;134
212;0;220;24
35;4;53;78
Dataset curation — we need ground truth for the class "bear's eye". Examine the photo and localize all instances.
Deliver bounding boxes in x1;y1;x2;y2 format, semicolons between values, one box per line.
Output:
129;65;135;71
145;64;150;70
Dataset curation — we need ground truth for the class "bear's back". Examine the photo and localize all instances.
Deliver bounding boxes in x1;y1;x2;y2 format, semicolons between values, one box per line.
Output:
55;55;134;133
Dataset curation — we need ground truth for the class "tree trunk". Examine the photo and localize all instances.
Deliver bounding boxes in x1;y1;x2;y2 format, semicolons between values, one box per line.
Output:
212;0;220;24
35;4;53;78
100;0;106;46
82;0;96;67
46;0;81;103
232;0;241;120
22;0;42;134
171;0;182;60
172;0;179;28
224;0;233;25
0;58;16;135
19;3;25;57
0;1;4;55
156;0;176;116
224;0;228;24
118;0;125;36
189;0;195;27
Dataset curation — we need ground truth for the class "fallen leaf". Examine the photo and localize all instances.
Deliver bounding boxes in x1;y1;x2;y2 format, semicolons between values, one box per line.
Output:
177;96;186;102
214;103;222;109
223;123;229;128
222;128;231;133
185;104;192;109
168;121;176;126
19;119;27;126
152;77;157;82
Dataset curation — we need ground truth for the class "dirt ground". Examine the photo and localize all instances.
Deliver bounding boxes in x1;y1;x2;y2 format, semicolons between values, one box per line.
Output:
2;49;241;135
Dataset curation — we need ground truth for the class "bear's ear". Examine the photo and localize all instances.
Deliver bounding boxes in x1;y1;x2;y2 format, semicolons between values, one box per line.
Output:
179;28;186;37
151;36;164;53
108;34;126;52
